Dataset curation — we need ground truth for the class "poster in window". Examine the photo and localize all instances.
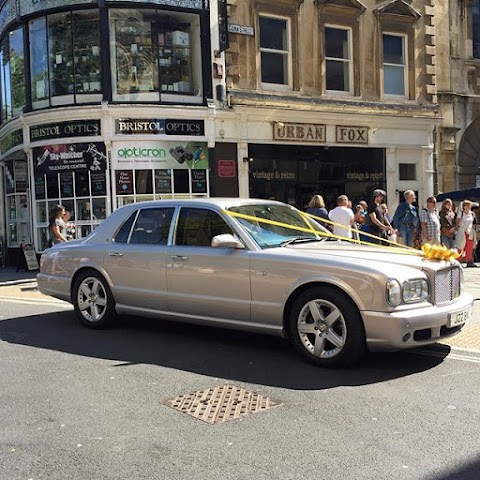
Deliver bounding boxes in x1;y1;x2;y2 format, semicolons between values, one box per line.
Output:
5;161;15;194
14;162;28;193
91;171;107;196
75;171;90;196
35;173;46;199
191;169;207;193
116;170;133;195
32;142;107;174
60;172;74;197
155;169;172;193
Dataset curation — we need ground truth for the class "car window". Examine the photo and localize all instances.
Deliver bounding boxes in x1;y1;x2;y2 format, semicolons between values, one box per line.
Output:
175;208;233;246
113;212;137;244
130;208;174;245
228;204;326;248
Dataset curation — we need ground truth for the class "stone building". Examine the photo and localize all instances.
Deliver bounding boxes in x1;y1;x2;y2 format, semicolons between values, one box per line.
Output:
215;0;440;210
435;0;480;192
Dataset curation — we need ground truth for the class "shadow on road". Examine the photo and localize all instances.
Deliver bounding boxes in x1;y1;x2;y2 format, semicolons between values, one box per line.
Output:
423;454;480;480
0;311;449;390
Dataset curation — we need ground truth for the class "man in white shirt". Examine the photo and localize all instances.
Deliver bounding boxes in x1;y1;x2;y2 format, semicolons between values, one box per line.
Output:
329;195;355;239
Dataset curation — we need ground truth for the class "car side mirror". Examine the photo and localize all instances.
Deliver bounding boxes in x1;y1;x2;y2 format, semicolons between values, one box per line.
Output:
211;234;245;249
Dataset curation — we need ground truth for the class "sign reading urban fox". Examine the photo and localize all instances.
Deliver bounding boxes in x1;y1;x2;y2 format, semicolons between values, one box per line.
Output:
273;122;326;142
112;141;209;170
33;143;107;174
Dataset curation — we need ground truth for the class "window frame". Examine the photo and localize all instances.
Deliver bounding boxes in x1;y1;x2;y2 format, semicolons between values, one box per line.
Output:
258;13;293;91
381;32;409;99
324;24;353;95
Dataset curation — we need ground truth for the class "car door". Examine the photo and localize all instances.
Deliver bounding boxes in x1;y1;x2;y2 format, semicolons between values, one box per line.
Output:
166;207;251;323
104;206;174;311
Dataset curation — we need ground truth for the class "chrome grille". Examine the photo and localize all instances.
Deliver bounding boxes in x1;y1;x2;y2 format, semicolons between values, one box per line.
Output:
435;266;461;305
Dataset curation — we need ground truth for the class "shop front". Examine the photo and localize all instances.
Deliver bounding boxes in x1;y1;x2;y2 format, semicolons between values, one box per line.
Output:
248;143;385;210
216;110;435;213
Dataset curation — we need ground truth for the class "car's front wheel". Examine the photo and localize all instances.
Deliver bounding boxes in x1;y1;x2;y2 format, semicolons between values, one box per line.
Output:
287;286;366;368
73;271;116;329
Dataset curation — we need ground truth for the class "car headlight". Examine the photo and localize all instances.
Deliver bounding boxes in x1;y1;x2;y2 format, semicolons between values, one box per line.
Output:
387;279;402;306
403;279;429;303
387;278;429;306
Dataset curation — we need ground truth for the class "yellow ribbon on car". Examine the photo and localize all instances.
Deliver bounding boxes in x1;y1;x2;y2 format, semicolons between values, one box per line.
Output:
223;209;461;261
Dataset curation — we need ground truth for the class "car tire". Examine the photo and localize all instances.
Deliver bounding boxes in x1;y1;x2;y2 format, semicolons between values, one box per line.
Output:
287;286;366;368
73;271;116;329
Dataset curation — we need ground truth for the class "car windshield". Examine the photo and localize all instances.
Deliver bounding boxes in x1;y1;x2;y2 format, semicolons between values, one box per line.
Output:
228;204;329;249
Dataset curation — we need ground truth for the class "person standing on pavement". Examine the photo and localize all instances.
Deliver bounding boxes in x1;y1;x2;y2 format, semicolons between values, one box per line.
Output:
306;194;330;229
456;200;478;267
48;204;68;246
392;190;419;247
328;195;354;239
363;189;391;244
420;196;441;245
439;198;456;248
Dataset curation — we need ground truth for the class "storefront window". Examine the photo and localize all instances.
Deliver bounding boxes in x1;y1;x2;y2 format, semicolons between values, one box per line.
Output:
110;9;203;104
4;160;31;246
115;168;208;208
29;10;101;109
29;17;49;109
32;143;109;251
1;27;26;122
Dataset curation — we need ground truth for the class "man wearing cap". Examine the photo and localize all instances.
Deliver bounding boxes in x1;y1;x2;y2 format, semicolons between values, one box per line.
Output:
363;189;391;244
392;190;420;248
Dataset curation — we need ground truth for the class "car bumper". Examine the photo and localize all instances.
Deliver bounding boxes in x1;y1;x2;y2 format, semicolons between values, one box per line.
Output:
362;292;473;351
37;272;72;303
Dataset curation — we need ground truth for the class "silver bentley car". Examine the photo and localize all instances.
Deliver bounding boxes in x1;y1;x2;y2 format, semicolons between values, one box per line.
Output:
38;198;473;367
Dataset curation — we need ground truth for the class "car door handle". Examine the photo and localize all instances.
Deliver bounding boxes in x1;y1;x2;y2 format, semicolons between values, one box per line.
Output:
171;255;188;260
108;252;124;257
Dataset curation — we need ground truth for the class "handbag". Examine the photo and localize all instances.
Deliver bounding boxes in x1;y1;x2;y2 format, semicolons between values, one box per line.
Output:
456;225;466;250
441;227;454;238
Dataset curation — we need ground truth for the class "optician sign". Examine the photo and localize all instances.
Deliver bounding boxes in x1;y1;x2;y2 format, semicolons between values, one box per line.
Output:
30;120;101;141
0;129;23;157
115;118;205;136
112;141;209;169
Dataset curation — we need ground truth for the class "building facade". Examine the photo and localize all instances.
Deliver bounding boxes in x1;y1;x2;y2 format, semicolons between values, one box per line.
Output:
216;0;440;210
0;0;230;262
0;0;451;262
436;0;480;192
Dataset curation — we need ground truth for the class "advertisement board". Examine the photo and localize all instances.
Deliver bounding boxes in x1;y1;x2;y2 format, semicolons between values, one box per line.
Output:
112;141;209;170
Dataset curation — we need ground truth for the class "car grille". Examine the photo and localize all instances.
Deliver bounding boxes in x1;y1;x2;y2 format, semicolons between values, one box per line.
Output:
434;266;461;305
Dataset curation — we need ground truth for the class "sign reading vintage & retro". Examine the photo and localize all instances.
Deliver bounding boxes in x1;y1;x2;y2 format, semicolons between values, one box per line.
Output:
273;122;326;142
30;120;101;142
115;119;205;136
112;141;209;170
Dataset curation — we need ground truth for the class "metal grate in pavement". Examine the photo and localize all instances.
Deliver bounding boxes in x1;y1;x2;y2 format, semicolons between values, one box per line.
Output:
162;384;282;424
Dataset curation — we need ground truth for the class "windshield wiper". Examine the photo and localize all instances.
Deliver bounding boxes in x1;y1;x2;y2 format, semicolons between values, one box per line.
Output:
280;236;321;247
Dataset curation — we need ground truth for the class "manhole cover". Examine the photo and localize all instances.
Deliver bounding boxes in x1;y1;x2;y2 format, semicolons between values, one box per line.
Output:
162;384;282;424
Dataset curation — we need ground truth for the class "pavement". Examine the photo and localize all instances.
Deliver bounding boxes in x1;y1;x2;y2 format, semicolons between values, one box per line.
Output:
1;263;479;353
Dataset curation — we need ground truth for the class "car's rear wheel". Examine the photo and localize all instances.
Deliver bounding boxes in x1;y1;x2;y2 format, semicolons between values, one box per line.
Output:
73;271;116;329
287;286;366;368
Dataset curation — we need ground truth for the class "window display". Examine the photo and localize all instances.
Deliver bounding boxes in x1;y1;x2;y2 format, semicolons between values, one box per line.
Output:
1;27;26;121
110;9;202;103
32;143;109;251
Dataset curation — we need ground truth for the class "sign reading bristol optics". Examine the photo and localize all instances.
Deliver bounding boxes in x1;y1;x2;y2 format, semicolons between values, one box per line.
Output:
115;119;205;136
30;120;101;141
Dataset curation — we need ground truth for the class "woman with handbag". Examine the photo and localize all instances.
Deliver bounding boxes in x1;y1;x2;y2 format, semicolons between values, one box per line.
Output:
456;199;477;267
439;198;456;248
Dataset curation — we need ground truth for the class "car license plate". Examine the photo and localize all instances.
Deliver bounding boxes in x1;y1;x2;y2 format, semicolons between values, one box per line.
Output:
448;307;472;327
